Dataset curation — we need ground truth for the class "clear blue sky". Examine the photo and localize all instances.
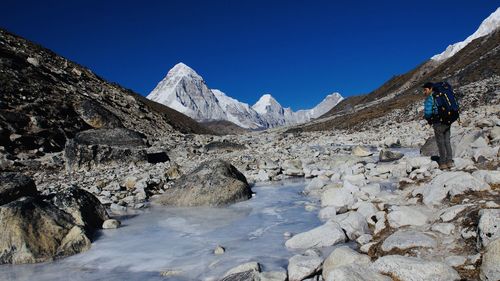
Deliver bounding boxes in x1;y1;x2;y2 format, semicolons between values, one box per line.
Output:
1;1;498;110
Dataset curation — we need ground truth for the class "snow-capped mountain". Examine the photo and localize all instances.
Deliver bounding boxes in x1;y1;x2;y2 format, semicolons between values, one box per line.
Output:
147;63;343;129
146;63;226;121
431;7;500;61
212;89;264;129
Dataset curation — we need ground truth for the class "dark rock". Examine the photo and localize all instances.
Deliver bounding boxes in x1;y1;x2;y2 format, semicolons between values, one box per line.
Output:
204;141;247;152
75;100;124;129
379;149;404;162
0;172;38;205
64;128;148;170
47;187;109;235
146;151;169;164
0;196;91;264
220;270;259;281
155;159;251;207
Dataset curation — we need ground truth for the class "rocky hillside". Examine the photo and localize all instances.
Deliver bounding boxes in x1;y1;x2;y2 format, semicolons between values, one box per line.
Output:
0;28;213;172
289;27;500;133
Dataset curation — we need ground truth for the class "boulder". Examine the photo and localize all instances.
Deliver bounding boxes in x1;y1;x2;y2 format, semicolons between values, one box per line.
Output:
0;197;91;264
422;171;490;206
64;128;148;171
288;250;323;281
331;211;369;240
480;238;500;281
381;230;437;252
370;255;460;281
204;141;246;152
352;146;373;157
259;270;287;281
321;187;356;213
0;172;38;205
48;187;110;235
477;209;500;249
472;170;500;185
282;159;304;176
222;262;261;281
379;149;404;162
325;264;391;281
155;159;251;207
322;246;371;280
387;206;429;228
74;100;124;129
285;221;346;250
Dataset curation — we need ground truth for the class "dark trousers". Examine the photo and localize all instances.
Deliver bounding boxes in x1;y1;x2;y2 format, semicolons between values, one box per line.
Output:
433;123;453;164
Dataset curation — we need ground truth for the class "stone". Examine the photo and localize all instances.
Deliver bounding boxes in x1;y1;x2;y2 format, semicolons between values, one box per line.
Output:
445;256;467;267
259;270;288;281
318;206;337;221
371;255;460;281
477;209;500;248
285;221;346;250
379;149;404;162
383;137;401;148
406;157;432;171
354;201;378;220
288;251;323;281
321;187;355;214
472;170;500;185
214;245;225;255
331;211;369;240
431;223;455;235
422;172;490;206
204;141;246;152
439;204;472;222
223;262;261;280
352;146;373;157
387;206;429;228
322;246;371;280
48;187;110;234
102;219;121;229
480;238;500;281
356;234;373;245
155;159;251;207
255;170;270;182
305;176;329;194
0;172;38;205
0;197;91;264
473;147;499;162
381;230;437;252
64;128;148;171
282;159;304;176
325;264;392;281
74;99;124;129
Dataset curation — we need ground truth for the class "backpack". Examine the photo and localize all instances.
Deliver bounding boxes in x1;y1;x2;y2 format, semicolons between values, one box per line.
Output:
432;82;460;125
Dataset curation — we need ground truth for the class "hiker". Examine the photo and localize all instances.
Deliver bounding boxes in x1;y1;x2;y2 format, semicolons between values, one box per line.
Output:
422;82;457;170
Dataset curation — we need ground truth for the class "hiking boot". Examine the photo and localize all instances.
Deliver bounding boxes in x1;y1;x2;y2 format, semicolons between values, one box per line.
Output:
439;163;449;170
446;161;455;169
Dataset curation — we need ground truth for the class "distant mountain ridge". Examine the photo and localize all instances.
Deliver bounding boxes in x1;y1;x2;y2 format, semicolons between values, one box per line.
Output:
147;63;343;129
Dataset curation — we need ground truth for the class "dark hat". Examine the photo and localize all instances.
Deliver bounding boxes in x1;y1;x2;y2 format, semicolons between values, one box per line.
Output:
422;82;434;89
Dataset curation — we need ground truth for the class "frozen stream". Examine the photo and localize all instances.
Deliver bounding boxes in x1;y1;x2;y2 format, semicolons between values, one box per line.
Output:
1;180;321;281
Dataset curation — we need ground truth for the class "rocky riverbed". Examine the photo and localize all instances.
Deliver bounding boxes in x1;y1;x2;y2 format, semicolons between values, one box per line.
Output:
1;103;500;281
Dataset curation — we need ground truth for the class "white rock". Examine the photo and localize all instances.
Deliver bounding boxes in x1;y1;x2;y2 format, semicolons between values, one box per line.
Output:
370;255;460;281
444;256;467;267
259;270;288;281
439;204;472;222
431;223;455;235
322;246;371;280
387;206;429;228
102;219;121;229
288;252;323;281
352;146;373;157
477;209;500;248
381;230;437;252
321;188;355;214
470;137;488;148
374;211;387;235
224;262;261;277
354;201;378;221
360;242;376;253
472;170;500;185
406;157;432;172
331;211;369;240
356;234;373;245
422;172;490;206
285;221;346;250
326;264;392;281
305;176;329;193
27;57;39;66
318;206;337;221
473;147;500;162
214;245;225;255
480;238;500;281
255;170;270;182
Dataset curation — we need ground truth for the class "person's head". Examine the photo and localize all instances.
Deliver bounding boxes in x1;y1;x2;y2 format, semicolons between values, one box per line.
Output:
422;82;434;96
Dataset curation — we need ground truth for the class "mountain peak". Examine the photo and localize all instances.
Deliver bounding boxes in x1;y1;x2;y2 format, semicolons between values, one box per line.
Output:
431;7;500;61
167;62;199;78
252;94;281;115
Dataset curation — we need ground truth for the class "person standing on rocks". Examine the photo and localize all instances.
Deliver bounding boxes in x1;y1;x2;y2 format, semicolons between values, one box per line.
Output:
422;82;454;170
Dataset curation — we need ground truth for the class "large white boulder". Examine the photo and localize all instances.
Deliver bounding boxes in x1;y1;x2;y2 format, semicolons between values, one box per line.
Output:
288;250;323;281
387;206;429;228
477;209;500;248
322;246;371;280
326;264;391;281
381;230;437;252
472;170;500;185
321;188;356;214
480;238;500;281
285;221;346;250
331;211;369;240
370;255;460;281
422;172;490;206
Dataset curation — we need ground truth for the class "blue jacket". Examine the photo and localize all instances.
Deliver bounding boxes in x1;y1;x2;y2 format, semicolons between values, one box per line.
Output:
424;94;437;121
